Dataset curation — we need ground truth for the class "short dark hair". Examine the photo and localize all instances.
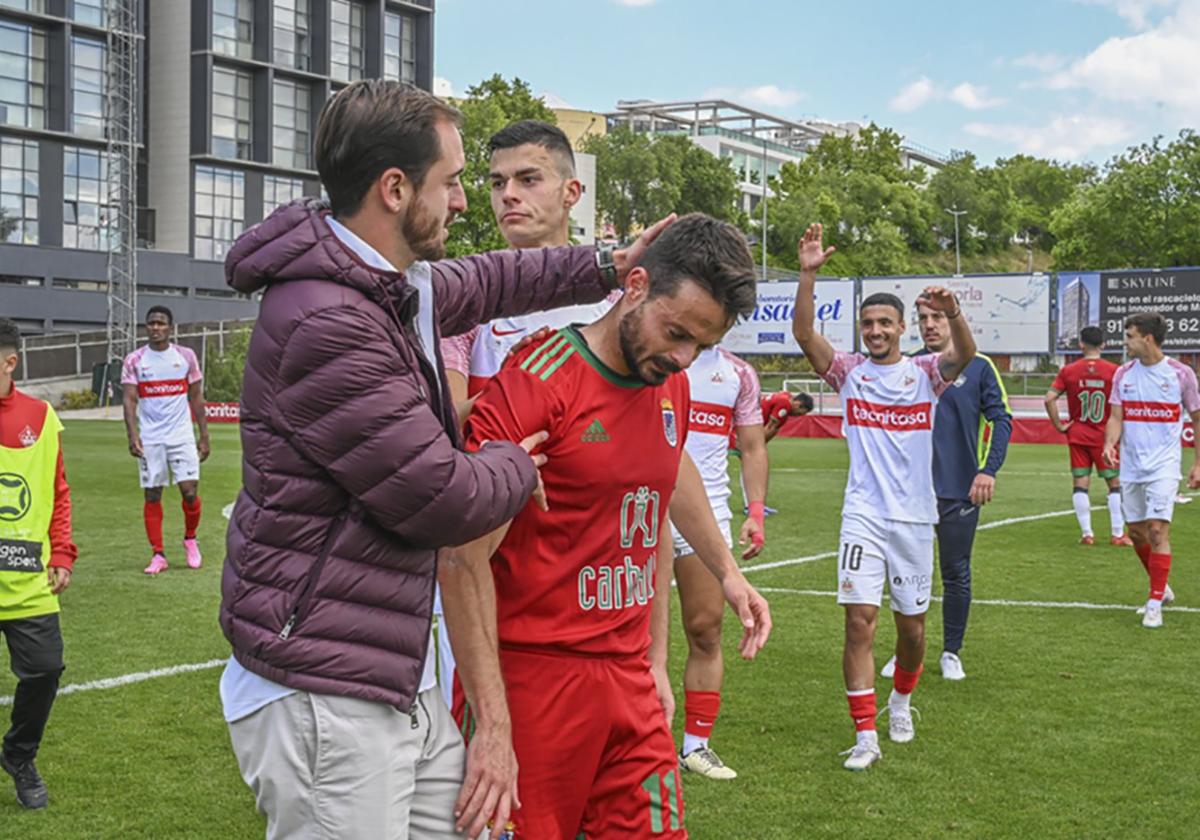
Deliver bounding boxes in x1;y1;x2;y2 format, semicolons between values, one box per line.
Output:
638;213;757;324
489;120;576;176
315;80;463;218
1079;326;1103;349
1125;312;1167;346
860;292;905;320
146;305;173;325
793;392;815;412
0;318;20;354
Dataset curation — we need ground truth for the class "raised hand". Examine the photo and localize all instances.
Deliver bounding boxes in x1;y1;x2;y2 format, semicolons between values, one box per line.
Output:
614;214;677;284
917;285;960;315
797;223;836;274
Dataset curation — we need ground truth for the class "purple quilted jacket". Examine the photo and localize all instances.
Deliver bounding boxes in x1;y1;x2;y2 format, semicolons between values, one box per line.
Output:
221;200;611;709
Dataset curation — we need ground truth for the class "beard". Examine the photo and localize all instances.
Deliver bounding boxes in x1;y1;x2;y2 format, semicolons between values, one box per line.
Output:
402;196;449;261
618;305;682;386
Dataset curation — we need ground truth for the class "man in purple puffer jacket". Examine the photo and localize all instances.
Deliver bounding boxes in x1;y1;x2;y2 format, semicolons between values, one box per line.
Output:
218;80;666;839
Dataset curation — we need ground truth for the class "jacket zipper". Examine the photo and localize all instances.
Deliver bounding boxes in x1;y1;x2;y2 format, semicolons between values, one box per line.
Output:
279;513;349;640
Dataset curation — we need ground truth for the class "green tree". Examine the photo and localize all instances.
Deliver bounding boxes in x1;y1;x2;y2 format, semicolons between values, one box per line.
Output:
653;135;740;221
1051;131;1200;270
926;152;1016;256
0;207;18;242
203;328;251;402
766;124;933;276
995;154;1093;249
582;126;666;241
443;75;557;258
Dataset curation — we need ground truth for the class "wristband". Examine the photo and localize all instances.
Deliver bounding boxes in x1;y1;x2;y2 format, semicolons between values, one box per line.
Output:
748;501;765;525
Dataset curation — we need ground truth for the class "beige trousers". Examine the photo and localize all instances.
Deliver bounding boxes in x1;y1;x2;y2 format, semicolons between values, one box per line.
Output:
229;687;465;840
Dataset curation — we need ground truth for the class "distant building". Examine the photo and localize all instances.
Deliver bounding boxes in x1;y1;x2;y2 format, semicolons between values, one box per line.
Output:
0;0;435;334
1060;276;1091;346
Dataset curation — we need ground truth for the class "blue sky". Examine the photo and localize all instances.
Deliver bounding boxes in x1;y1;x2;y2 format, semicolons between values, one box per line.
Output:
434;0;1200;165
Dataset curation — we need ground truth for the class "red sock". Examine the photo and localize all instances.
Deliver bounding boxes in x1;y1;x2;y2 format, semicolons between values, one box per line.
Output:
144;501;164;554
1148;553;1172;601
1135;542;1152;574
683;690;721;740
183;496;202;540
893;663;924;696
847;689;876;732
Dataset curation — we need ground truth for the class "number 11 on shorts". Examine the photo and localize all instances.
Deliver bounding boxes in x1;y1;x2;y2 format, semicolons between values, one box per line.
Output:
641;769;682;832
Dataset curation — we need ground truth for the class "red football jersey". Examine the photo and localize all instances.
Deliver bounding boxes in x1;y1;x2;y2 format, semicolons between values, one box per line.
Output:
464;327;691;658
1052;357;1118;446
761;391;793;424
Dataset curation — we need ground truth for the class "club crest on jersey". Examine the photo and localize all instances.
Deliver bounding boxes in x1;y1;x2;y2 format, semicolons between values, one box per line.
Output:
18;425;37;447
710;370;725;383
661;398;678;447
904;375;916;386
841;578;854;593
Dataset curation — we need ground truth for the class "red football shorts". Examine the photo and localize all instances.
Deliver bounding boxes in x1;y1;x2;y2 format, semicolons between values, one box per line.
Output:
455;647;686;839
1070;442;1118;477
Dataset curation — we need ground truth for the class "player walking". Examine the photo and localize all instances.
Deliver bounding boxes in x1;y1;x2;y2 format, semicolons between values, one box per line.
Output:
1045;326;1130;545
672;346;768;780
1102;313;1200;628
121;306;209;574
440;215;772;838
790;223;975;771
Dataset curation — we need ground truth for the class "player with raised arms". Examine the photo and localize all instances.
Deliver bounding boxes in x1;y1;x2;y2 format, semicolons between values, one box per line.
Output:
790;223;975;771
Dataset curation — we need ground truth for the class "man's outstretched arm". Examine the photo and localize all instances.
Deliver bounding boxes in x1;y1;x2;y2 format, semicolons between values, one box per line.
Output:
790;223;837;376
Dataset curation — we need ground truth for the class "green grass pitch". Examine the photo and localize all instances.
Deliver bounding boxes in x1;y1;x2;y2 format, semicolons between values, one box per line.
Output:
1;421;1195;838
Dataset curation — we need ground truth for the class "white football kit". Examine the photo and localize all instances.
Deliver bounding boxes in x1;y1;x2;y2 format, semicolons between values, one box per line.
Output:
1111;358;1200;523
121;343;203;488
670;347;763;558
823;351;949;615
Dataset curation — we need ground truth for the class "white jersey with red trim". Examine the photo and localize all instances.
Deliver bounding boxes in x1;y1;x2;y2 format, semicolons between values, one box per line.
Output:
1111;358;1200;483
823;351;949;524
121;343;203;444
682;347;763;509
443;293;621;396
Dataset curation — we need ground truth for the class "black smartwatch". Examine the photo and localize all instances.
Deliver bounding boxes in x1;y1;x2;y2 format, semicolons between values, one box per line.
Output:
595;244;618;289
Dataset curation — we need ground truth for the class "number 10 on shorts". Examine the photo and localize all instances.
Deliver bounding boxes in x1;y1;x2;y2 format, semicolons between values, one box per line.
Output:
641;769;683;832
841;543;863;571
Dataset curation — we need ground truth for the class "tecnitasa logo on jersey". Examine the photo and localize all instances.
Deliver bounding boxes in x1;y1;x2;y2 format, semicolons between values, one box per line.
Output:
688;401;733;434
846;398;932;431
1123;401;1181;423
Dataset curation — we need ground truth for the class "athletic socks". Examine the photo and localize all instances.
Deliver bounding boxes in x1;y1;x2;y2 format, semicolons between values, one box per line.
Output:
183;496;202;540
890;663;923;710
847;689;876;732
682;690;721;756
1148;553;1172;601
1072;487;1093;537
1108;489;1125;537
1136;542;1152;573
144;501;164;554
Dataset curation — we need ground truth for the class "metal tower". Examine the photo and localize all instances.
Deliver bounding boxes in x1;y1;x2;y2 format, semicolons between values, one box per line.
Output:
104;0;141;363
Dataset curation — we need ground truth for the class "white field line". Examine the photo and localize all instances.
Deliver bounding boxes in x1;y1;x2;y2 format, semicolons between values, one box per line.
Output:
755;587;1200;614
0;658;226;707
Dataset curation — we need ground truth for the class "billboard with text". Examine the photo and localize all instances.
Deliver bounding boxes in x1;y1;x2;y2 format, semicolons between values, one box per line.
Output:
722;279;856;355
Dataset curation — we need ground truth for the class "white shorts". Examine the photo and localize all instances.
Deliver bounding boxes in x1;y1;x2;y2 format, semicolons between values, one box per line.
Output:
139;440;200;488
836;514;934;616
671;504;733;559
1121;478;1177;523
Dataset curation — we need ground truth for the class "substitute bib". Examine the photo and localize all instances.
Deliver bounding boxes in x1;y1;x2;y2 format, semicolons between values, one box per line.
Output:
0;403;62;620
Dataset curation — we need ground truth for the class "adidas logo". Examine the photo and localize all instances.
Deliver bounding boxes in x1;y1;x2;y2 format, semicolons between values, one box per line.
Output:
581;418;610;443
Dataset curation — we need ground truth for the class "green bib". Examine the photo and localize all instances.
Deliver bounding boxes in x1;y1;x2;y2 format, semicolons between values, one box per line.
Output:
0;404;62;620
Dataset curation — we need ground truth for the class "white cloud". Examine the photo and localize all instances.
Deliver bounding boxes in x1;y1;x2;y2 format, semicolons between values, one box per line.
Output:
947;82;1006;110
1049;0;1200;118
702;84;807;110
433;76;455;97
614;0;657;6
1011;52;1069;72
963;114;1135;160
1074;0;1177;29
889;77;937;112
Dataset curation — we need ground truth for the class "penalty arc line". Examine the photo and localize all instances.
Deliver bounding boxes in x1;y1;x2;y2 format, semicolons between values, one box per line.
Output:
0;659;227;707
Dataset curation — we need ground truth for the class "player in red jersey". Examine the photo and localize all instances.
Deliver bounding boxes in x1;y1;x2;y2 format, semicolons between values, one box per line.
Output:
439;215;772;839
1044;326;1130;545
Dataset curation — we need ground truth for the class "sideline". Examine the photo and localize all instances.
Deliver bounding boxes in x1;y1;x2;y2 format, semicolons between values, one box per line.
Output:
756;587;1200;614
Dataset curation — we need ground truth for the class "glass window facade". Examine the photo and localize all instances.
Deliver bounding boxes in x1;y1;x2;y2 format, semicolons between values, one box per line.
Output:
63;146;113;251
330;0;365;82
0;136;37;244
0;1;46;12
272;78;310;170
193;165;245;261
273;0;310;71
72;0;106;26
212;0;254;60
263;174;305;219
0;21;46;130
71;37;106;138
383;12;417;84
212;66;253;160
